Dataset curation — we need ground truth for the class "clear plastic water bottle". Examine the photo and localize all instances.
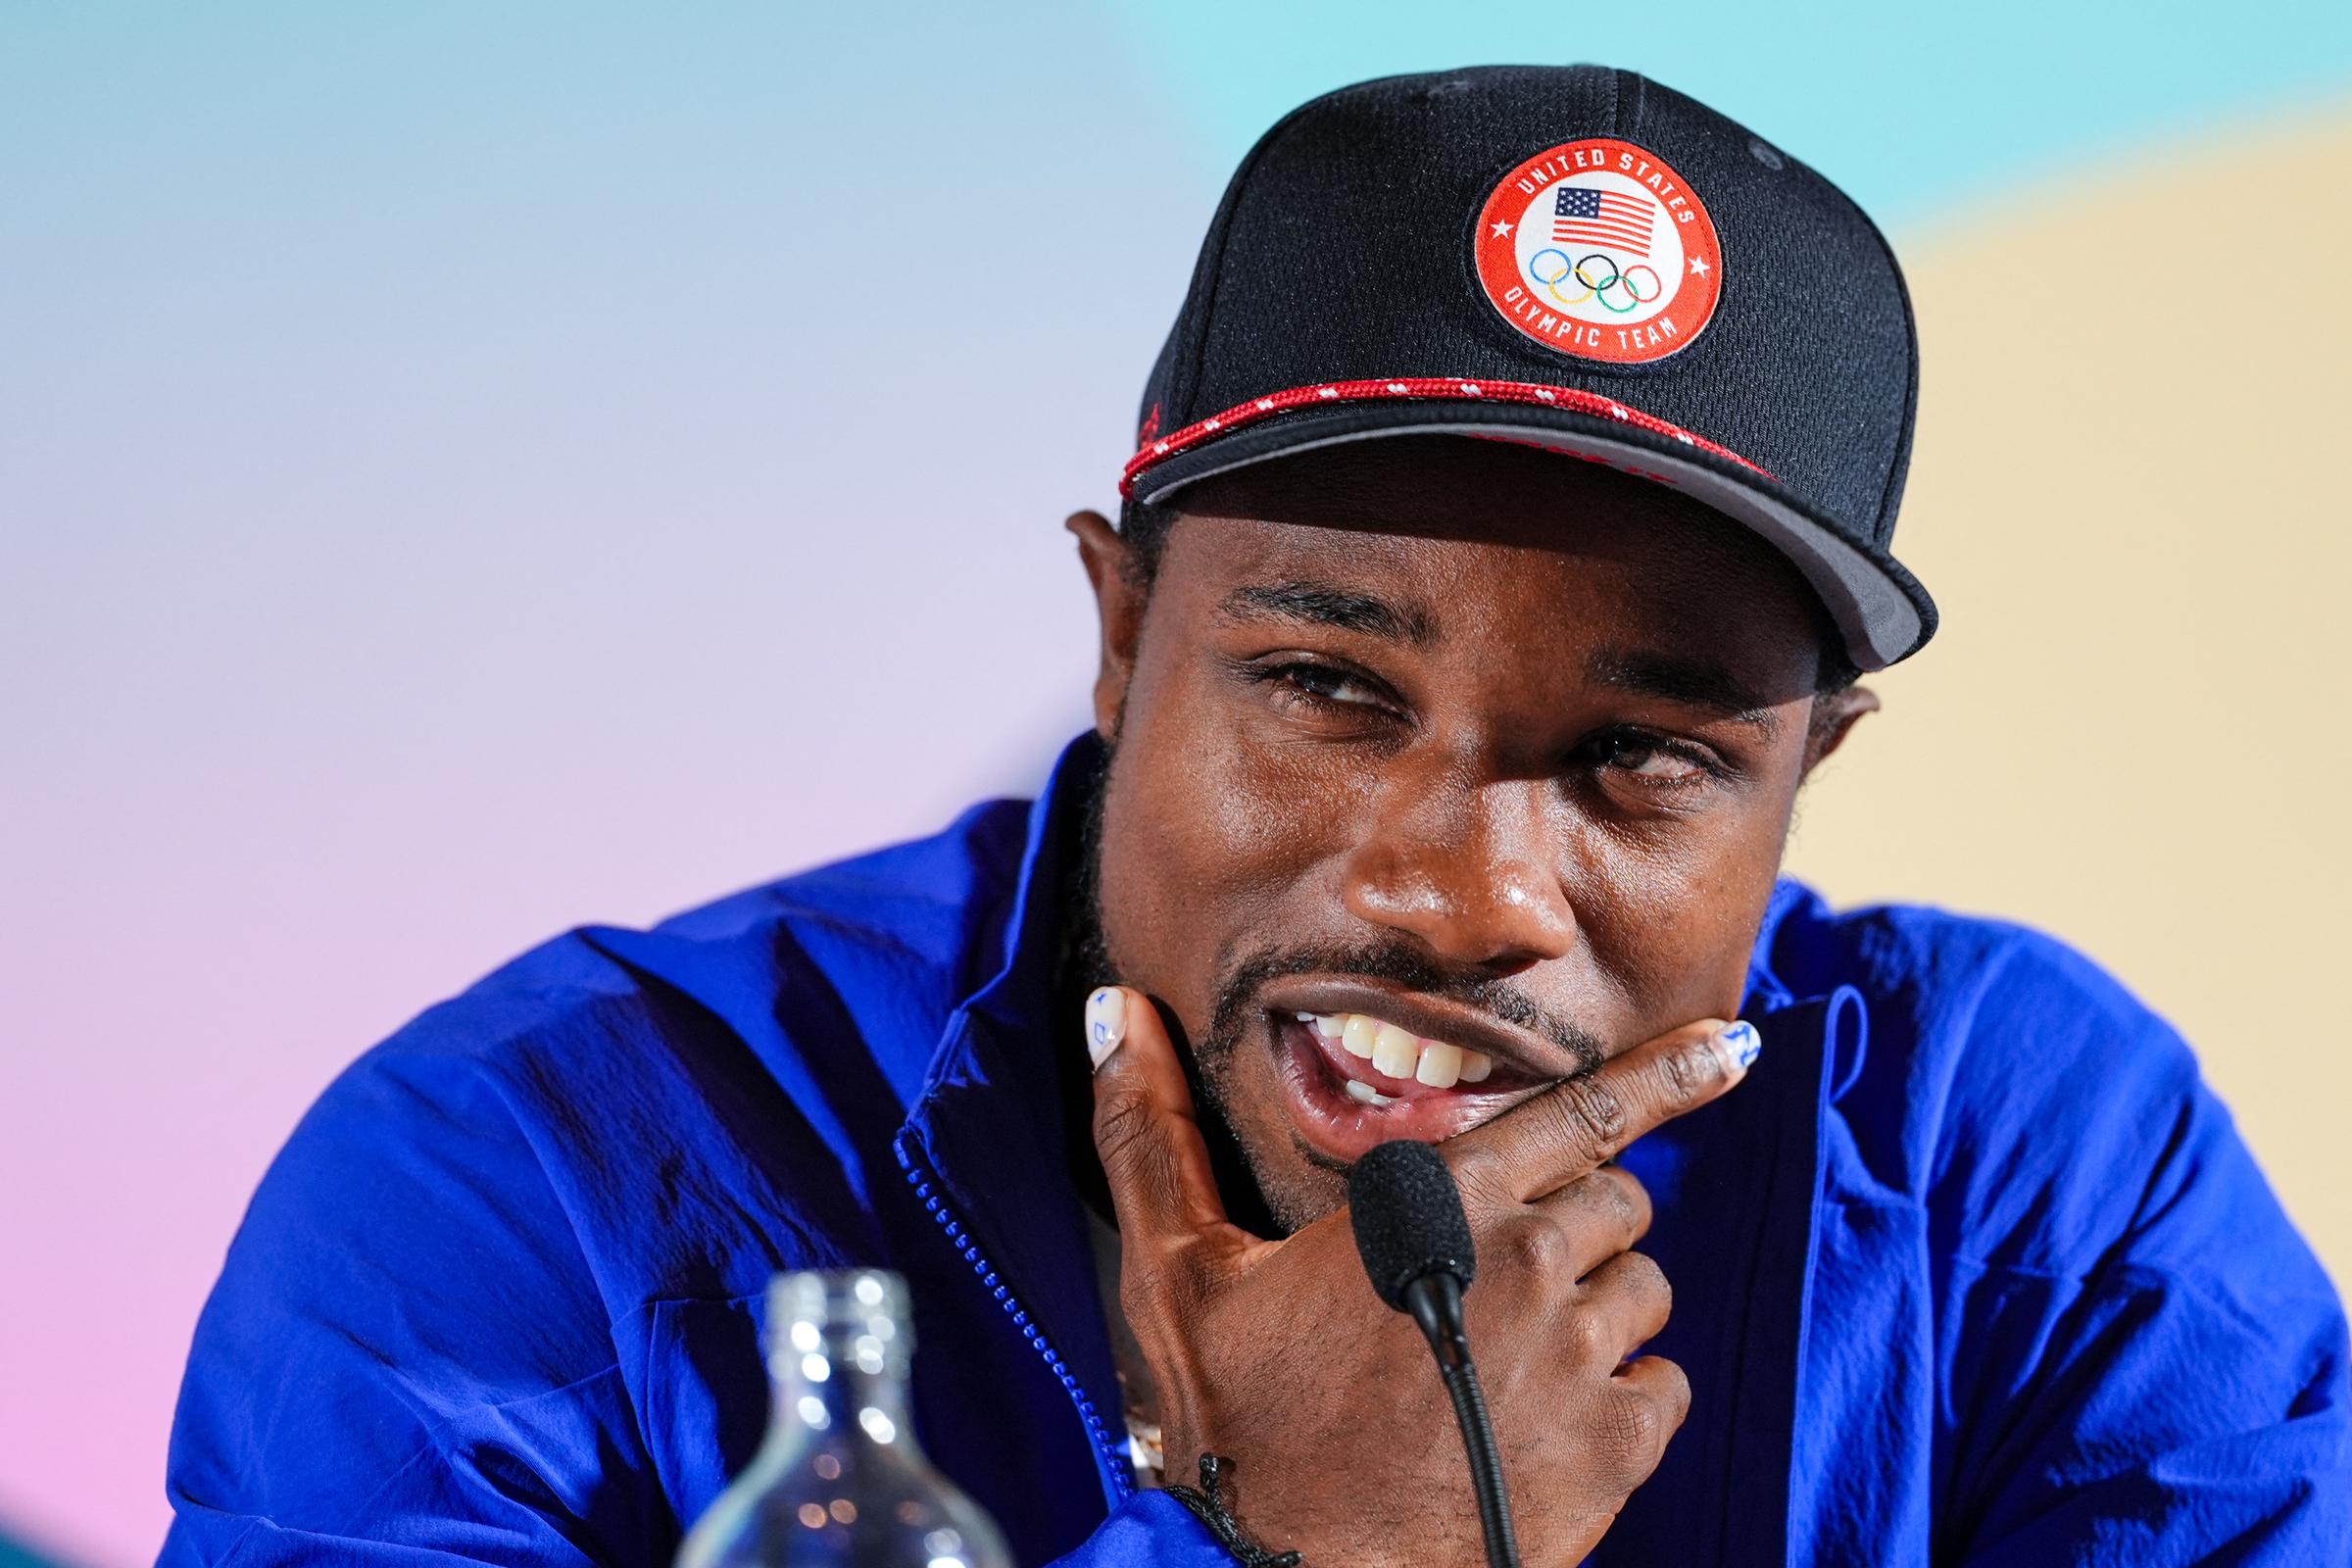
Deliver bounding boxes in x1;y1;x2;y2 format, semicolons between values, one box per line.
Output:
676;1269;1013;1568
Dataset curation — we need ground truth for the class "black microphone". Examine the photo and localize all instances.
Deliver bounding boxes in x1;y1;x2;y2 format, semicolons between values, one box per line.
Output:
1348;1140;1520;1568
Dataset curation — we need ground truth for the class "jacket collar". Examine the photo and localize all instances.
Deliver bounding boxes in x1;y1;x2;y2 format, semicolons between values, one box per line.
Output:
895;730;1128;1494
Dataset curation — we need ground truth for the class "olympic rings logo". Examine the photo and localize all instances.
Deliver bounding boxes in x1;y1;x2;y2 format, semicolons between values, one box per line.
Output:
1527;249;1663;315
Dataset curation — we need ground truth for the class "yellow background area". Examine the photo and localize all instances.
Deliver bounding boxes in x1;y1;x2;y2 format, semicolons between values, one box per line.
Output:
1787;108;2352;1291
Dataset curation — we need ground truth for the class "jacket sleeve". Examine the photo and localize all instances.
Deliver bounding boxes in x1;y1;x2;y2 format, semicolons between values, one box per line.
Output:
1936;940;2352;1564
157;1039;670;1567
1950;1244;2349;1565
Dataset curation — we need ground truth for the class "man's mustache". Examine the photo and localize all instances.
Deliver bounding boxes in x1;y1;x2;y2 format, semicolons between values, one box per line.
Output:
1202;940;1606;1077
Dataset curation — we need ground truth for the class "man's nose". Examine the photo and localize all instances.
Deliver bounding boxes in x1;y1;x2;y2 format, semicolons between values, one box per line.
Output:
1339;764;1579;971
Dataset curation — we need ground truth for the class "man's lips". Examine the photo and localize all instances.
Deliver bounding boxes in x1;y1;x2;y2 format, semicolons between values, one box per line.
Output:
1257;976;1579;1084
1263;1011;1550;1161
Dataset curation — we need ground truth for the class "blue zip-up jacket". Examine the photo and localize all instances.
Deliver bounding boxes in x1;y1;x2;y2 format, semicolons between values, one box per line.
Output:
160;731;2350;1565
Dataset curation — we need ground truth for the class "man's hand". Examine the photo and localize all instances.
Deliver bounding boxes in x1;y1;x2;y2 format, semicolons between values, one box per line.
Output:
1085;984;1756;1562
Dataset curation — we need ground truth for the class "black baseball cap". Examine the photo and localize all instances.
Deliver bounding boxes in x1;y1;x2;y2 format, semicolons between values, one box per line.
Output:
1121;64;1936;669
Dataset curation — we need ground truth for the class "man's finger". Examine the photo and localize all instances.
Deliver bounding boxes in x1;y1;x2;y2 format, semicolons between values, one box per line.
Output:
1087;985;1234;1250
1446;1017;1759;1209
1575;1248;1673;1353
1607;1354;1693;1480
1528;1163;1655;1268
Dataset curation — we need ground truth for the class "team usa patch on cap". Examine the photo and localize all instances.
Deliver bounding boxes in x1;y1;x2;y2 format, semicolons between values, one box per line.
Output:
1473;138;1724;365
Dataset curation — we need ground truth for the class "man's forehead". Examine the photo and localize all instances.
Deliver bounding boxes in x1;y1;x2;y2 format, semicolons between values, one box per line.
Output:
1165;436;1820;629
1207;565;1789;725
1176;501;1763;636
1156;447;1827;710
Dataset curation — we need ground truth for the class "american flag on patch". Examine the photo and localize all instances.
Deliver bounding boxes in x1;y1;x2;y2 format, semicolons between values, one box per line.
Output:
1552;185;1652;257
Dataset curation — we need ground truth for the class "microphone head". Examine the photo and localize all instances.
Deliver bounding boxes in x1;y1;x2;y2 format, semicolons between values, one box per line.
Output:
1348;1139;1477;1311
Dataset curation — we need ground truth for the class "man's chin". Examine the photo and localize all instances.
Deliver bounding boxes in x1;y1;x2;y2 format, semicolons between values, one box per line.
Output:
1232;1134;1349;1239
1193;1069;1339;1240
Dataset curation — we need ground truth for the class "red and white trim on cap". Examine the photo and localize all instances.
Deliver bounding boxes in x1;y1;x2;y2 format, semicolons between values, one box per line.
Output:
1118;375;1765;498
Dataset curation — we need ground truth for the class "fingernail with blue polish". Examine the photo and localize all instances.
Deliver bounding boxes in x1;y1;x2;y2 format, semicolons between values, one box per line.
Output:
1085;987;1127;1072
1719;1020;1762;1072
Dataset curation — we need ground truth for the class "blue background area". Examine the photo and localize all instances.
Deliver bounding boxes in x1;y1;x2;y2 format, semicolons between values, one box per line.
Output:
1108;0;2352;223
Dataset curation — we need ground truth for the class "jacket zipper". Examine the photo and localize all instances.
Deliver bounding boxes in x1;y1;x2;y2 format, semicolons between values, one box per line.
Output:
894;1130;1136;1501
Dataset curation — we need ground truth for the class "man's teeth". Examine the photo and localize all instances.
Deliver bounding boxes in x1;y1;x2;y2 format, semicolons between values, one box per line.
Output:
1416;1043;1463;1087
1343;1079;1398;1107
1371;1022;1419;1079
1296;1012;1494;1090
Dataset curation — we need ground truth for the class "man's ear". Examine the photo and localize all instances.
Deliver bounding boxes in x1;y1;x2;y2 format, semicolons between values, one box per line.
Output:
1801;683;1880;778
1064;509;1145;742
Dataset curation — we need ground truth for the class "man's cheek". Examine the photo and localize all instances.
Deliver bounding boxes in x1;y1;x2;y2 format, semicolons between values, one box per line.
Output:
1101;735;1250;994
1581;837;1780;1026
1101;824;1203;990
1131;710;1324;900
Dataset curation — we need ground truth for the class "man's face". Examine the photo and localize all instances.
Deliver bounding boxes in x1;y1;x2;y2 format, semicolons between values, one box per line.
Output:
1069;435;1865;1232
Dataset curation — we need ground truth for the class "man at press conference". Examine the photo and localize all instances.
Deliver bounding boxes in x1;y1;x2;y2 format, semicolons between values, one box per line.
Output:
159;65;2349;1565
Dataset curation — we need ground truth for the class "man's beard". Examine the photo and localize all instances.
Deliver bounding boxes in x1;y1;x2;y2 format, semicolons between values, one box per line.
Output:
1056;731;1606;1236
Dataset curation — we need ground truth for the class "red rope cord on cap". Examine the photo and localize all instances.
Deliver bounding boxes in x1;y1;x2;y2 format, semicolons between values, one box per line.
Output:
1118;376;1768;497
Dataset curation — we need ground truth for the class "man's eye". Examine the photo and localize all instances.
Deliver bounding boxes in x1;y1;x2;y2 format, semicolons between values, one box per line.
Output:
1282;664;1376;706
1586;731;1716;785
1248;660;1396;715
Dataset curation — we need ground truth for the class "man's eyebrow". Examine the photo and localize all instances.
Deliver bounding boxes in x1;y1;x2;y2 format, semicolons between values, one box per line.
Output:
1213;579;1439;645
1585;648;1784;731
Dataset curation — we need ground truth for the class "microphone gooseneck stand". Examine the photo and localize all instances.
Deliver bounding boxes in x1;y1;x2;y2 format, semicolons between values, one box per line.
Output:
1400;1271;1519;1568
1348;1140;1522;1568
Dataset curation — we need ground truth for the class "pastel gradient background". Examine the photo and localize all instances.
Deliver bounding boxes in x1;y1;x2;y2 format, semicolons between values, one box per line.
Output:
5;5;2348;1563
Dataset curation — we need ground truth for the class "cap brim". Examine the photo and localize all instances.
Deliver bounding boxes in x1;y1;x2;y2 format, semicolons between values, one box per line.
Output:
1129;398;1936;670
